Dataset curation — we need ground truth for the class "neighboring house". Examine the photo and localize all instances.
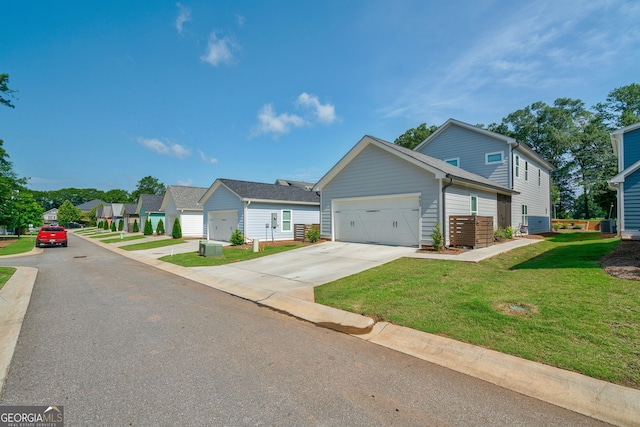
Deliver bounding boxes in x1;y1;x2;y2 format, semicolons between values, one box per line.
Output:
97;204;113;226
43;208;58;225
160;185;207;237
199;178;320;242
76;199;105;214
136;194;165;232
123;204;139;232
313;135;517;247
274;179;316;191
111;203;125;229
608;121;640;239
415;119;554;234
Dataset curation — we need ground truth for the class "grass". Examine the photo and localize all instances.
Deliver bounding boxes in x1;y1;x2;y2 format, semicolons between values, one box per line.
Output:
120;239;186;251
90;232;123;239
101;235;146;244
0;237;36;256
315;233;640;389
160;243;304;266
0;266;16;290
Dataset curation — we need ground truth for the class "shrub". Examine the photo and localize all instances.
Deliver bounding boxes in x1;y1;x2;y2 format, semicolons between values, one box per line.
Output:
132;219;139;233
305;226;320;243
505;225;514;239
171;218;182;239
431;223;443;252
143;219;153;235
156;219;165;235
110;221;116;231
103;220;110;230
230;229;244;246
97;220;103;229
494;227;506;242
559;224;568;229
573;224;583;230
118;219;124;231
552;223;560;231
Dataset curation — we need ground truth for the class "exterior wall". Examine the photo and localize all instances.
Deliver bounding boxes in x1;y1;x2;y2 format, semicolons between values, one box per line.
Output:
245;202;319;242
623;128;640;169
418;125;509;187
444;185;497;246
320;144;439;245
149;213;165;232
512;150;551;233
201;185;244;238
163;196;178;235
623;170;640;230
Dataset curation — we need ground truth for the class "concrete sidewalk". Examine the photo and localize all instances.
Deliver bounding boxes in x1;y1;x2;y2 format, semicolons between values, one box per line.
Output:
5;231;640;426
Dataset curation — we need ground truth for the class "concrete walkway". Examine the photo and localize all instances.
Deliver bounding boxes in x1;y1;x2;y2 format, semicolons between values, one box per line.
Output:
2;231;639;426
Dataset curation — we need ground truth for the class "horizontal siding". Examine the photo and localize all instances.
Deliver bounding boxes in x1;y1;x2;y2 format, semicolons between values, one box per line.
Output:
623;128;640;169
181;212;204;237
202;185;244;237
245;202;319;241
445;185;496;246
624;170;640;230
513;151;551;233
321;144;438;244
418;125;509;187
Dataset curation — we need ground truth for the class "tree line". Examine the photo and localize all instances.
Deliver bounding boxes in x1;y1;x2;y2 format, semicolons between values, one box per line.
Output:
395;83;640;219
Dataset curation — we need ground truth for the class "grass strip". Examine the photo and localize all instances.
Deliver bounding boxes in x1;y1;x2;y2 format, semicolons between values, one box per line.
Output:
315;233;640;389
120;239;186;251
0;238;36;256
101;235;146;244
0;266;16;290
160;244;303;266
90;232;123;239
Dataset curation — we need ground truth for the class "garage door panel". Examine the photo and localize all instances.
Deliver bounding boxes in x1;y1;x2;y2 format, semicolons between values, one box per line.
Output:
208;210;238;241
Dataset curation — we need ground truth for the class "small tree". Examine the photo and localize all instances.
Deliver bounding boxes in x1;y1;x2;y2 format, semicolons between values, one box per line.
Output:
118;219;124;231
305;225;320;243
132;219;139;232
230;229;244;246
103;220;110;230
110;220;116;232
172;217;182;239
97;220;103;229
156;219;165;235
143;218;153;235
431;223;443;252
57;199;81;225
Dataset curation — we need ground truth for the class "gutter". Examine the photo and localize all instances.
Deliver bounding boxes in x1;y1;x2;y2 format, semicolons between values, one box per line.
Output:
442;177;454;247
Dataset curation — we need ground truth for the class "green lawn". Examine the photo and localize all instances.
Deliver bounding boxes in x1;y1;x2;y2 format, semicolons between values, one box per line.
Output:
101;235;146;244
315;233;640;389
0;237;36;256
160;244;304;266
90;232;123;239
0;266;16;290
120;239;186;251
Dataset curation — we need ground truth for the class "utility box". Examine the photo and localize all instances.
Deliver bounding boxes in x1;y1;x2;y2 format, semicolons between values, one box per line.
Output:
203;243;223;257
198;240;207;256
600;219;616;234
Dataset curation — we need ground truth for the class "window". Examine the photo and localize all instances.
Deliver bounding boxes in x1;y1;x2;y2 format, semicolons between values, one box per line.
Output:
521;205;528;226
282;210;292;232
515;155;520;178
445;158;459;167
486;151;503;164
525;161;529;181
538;169;541;186
470;195;478;216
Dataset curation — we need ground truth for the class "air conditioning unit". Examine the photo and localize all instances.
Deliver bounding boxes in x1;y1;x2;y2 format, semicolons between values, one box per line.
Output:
600;219;616;234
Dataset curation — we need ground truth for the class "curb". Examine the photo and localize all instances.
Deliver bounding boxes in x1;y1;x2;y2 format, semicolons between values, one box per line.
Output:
0;267;38;399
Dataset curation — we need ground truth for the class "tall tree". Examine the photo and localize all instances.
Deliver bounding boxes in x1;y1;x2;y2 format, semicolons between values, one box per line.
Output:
394;123;438;149
0;74;17;109
57;200;82;225
595;83;640;128
131;176;166;201
103;188;131;203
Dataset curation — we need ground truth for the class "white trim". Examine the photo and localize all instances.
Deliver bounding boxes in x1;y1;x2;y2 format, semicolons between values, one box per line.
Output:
445;157;460;167
485;151;504;165
470;194;478;216
281;209;292;232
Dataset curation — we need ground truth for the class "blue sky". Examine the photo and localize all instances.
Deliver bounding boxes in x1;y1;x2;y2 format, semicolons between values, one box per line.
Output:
2;0;639;192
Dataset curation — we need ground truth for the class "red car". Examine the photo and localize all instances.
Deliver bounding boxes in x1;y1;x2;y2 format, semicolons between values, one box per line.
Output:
36;225;68;248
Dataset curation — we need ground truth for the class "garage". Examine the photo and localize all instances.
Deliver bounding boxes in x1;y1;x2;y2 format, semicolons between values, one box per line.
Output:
208;210;238;241
333;195;420;246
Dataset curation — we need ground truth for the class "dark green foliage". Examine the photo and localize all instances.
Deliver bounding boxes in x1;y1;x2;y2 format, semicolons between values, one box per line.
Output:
431;223;443;251
103;220;109;230
143;218;153;235
394;123;438;149
156;219;165;235
230;229;244;246
118;219;124;231
171;218;182;239
110;220;116;232
97;220;103;229
132;219;139;233
305;225;320;243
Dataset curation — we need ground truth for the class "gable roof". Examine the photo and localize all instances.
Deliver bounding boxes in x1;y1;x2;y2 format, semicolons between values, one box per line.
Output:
611;121;640;158
136;194;164;214
415;118;554;171
76;199;105;212
124;204;138;215
200;178;320;206
313;135;517;195
160;186;208;211
274;179;316;191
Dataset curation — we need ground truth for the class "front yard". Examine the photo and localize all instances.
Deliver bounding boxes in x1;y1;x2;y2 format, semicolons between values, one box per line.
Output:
315;233;640;389
160;242;308;267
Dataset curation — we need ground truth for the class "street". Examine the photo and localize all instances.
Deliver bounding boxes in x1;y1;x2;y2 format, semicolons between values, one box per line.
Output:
0;234;609;426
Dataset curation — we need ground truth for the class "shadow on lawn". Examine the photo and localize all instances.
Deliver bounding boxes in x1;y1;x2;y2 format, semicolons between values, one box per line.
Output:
510;235;619;270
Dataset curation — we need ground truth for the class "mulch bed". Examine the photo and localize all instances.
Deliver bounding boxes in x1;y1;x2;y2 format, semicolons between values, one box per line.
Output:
0;239;17;249
601;240;640;281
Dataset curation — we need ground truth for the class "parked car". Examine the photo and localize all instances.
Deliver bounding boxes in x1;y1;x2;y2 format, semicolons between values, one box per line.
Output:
36;225;68;248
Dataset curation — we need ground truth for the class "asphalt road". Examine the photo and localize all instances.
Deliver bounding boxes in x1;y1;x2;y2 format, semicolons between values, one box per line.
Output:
0;234;609;426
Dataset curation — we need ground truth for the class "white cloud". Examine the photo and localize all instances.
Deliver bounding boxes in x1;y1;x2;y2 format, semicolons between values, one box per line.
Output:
296;92;337;124
137;137;191;159
236;14;245;28
252;104;305;137
177;179;194;186
201;32;239;66
198;149;219;165
175;3;191;34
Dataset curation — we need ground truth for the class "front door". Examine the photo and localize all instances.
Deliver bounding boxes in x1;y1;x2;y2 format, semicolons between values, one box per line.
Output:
497;194;512;229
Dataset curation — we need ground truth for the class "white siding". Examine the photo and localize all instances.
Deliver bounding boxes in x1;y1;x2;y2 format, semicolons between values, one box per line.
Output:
201;185;244;237
445;185;497;245
512;151;551;233
245;202;319;242
180;212;204;237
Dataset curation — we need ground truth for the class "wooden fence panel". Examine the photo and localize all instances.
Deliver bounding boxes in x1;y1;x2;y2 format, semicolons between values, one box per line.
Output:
294;224;320;241
449;216;494;249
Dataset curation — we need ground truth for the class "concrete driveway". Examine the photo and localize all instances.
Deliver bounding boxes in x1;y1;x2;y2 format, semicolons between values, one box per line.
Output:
193;241;417;299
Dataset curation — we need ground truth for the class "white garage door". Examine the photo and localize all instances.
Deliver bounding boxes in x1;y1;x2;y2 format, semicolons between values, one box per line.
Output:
334;195;420;247
208;210;238;241
180;213;204;237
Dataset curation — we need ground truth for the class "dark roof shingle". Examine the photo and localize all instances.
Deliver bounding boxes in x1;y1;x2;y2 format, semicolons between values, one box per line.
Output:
220;179;319;204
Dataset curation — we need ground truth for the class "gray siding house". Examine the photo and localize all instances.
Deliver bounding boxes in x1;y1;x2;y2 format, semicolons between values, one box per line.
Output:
313;135;517;247
199;178;320;242
608;121;640;239
415;119;554;234
160;185;207;238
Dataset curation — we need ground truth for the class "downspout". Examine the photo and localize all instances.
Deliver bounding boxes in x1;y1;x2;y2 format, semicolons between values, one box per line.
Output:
245;200;251;241
442;176;454;247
